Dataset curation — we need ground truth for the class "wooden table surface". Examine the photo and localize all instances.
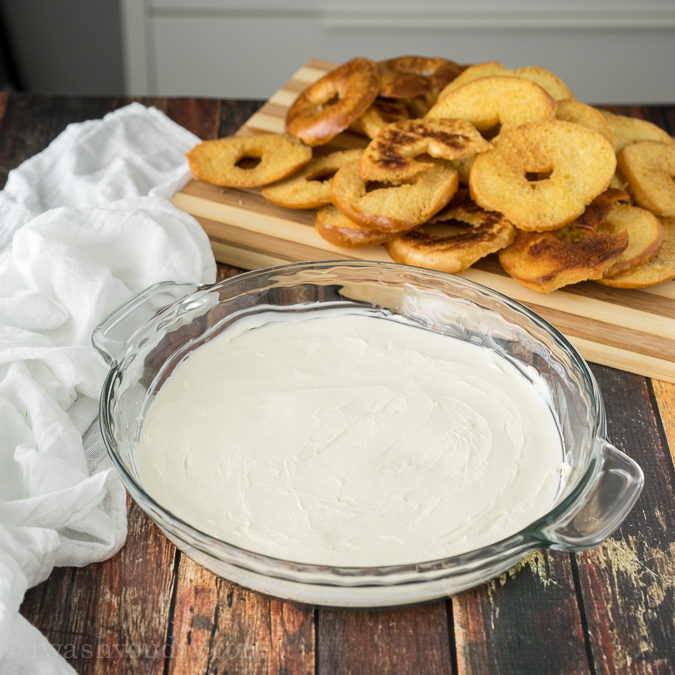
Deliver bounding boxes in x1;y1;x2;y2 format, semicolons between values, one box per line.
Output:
2;92;673;674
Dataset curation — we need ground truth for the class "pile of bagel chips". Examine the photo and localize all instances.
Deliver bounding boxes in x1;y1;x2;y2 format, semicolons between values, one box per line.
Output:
187;56;675;293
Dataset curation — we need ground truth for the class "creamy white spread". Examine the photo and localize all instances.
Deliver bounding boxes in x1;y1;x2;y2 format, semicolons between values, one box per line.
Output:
135;309;567;566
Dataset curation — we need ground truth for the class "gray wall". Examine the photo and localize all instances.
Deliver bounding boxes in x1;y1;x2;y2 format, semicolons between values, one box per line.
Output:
0;0;124;95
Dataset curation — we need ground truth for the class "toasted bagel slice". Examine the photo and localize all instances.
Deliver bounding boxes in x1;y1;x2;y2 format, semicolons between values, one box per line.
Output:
359;118;491;183
386;191;515;273
426;76;556;136
617;140;675;218
314;204;399;248
438;61;573;102
598;217;675;288
599;203;663;277
469;120;616;231
599;109;675;153
349;97;412;140
378;56;464;99
261;149;362;209
331;158;459;233
556;100;615;148
498;224;628;294
187;133;312;188
286;57;380;146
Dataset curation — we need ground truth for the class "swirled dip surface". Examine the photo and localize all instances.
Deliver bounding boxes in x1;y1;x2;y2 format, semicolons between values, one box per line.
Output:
135;310;566;566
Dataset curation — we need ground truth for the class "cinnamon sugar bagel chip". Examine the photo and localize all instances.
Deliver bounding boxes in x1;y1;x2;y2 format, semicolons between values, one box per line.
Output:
498;224;629;294
349;97;412;140
359;118;491;183
599;109;675;153
556;100;615;148
598;217;675;288
438;61;573;102
426;76;556;137
331;159;459;233
469;121;616;231
286;57;380;146
261;149;362;209
617;140;675;218
315;204;399;248
385;191;515;273
187;133;312;188
600;203;664;277
378;56;464;100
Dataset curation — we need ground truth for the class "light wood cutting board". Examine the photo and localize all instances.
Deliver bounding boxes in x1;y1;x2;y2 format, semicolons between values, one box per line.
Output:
172;59;675;384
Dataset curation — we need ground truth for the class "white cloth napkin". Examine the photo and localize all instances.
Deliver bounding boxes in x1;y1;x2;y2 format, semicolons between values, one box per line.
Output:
0;102;216;673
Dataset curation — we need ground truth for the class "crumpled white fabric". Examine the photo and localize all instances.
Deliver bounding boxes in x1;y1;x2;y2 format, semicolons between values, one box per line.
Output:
0;102;216;673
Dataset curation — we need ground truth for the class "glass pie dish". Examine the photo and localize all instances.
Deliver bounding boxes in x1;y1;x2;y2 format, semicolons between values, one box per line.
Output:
92;260;643;608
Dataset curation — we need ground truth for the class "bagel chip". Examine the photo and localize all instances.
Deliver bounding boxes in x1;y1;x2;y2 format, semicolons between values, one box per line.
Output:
599;109;675;153
378;56;464;99
427;76;556;136
617;140;675;218
261;149;362;209
359;118;491;183
598;217;675;288
556;100;615;148
599;203;663;277
498;225;628;294
469;121;616;231
331;159;459;233
315;204;399;248
286;57;380;146
349;97;411;140
187;133;312;188
386;191;515;273
438;61;573;102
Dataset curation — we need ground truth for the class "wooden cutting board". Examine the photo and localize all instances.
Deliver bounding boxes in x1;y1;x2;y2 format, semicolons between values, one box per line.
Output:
172;59;675;384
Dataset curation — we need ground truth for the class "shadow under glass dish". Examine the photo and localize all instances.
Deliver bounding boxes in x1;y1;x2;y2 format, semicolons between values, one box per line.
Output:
93;260;643;608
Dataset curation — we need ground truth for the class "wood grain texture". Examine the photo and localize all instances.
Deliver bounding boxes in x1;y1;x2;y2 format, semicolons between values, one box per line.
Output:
575;365;675;674
167;556;315;675
172;61;675;383
652;380;675;467
20;498;177;674
317;602;452;675
0;92;8;136
453;550;589;675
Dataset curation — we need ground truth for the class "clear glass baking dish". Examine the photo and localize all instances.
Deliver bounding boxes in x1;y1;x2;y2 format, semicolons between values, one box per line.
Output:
92;260;643;608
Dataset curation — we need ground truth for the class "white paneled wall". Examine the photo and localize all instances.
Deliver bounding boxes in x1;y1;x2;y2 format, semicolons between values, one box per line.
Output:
120;0;675;103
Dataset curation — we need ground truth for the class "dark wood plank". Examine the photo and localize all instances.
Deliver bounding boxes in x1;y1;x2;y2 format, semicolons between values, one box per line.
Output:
20;498;177;674
166;556;315;674
217;99;263;138
0;91;8;133
166;98;223;140
575;365;675;674
0;94;125;188
318;602;453;675
452;550;589;674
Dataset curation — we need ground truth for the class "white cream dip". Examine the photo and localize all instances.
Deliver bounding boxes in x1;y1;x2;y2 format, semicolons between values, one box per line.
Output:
135;310;567;566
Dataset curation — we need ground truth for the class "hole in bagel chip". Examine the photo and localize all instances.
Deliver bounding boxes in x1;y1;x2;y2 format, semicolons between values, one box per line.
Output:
308;168;339;183
525;168;553;183
317;92;341;110
482;123;502;141
235;155;262;170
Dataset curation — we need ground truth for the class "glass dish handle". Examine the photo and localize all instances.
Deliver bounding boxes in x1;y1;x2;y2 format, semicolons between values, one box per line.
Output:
542;442;643;551
92;281;205;365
